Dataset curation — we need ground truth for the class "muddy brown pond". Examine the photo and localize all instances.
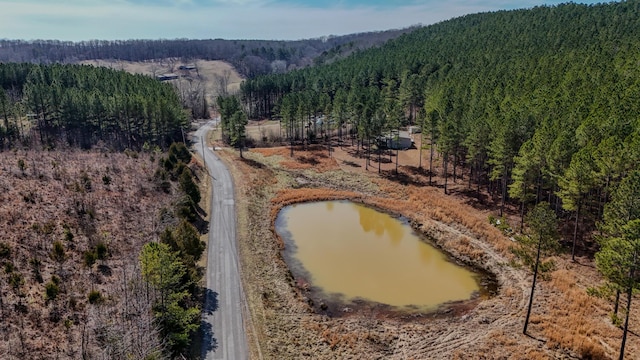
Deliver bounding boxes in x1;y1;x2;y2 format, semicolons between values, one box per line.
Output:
276;200;493;313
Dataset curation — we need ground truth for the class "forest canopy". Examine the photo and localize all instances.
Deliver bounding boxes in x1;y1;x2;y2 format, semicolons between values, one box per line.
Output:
231;5;640;353
238;1;640;226
0;63;188;150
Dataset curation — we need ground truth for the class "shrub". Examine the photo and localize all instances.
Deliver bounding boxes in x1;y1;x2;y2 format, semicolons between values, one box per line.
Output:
175;195;198;222
179;168;201;205
62;224;74;242
169;142;192;164
0;242;10;258
95;242;108;260
17;158;26;172
45;280;60;301
165;153;178;173
174;161;187;180
88;289;103;304
9;272;24;290
102;174;112;186
610;312;623;327
80;171;92;191
29;257;43;283
153;168;171;193
83;250;97;268
51;241;66;263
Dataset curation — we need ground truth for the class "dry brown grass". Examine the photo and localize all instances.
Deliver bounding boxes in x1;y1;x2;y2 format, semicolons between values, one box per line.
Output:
532;269;617;359
255;145;341;172
270;188;361;214
456;330;552;359
373;177;514;257
253;147;290;157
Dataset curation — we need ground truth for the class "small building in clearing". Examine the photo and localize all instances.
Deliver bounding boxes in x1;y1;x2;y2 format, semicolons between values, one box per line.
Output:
156;73;179;81
381;130;413;150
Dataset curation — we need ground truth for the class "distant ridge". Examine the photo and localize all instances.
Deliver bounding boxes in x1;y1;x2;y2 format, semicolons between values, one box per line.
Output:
0;26;421;77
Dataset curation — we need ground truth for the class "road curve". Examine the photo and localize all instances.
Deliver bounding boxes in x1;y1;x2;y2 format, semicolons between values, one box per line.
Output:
194;120;249;360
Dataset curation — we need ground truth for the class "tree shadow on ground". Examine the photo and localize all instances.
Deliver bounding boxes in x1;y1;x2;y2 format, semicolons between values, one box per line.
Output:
342;160;361;168
524;332;545;342
199;320;218;356
369;155;393;164
297;155;320;166
198;288;219;357
192;204;210;234
448;187;496;211
403;165;432;177
203;288;219;315
240;156;265;169
380;169;428;187
97;264;112;276
345;148;372;159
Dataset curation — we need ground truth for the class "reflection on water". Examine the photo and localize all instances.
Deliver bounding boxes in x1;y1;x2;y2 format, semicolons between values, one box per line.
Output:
277;201;481;309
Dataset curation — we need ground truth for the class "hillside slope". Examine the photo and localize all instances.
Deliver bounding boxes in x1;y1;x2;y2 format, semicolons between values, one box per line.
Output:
0;150;175;359
239;0;640;256
0;27;419;78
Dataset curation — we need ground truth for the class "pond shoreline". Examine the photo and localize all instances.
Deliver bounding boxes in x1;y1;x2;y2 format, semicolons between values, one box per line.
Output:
274;199;499;320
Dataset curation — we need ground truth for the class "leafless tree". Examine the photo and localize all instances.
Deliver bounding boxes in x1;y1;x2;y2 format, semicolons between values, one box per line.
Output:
85;262;166;360
176;77;208;119
213;69;232;97
149;62;161;78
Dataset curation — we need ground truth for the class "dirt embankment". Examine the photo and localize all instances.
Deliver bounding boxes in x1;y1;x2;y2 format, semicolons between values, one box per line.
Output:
214;142;634;360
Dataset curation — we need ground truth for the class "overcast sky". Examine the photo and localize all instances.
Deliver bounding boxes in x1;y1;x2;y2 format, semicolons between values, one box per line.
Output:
1;0;603;41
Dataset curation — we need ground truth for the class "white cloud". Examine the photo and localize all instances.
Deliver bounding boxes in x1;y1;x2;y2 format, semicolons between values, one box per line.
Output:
0;0;596;41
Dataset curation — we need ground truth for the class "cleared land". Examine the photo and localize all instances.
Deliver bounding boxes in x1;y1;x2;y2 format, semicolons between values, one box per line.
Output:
79;59;244;105
212;126;639;359
0;150;180;359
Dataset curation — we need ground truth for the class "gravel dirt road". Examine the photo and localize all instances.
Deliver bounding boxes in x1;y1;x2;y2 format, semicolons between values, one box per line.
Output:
195;120;249;360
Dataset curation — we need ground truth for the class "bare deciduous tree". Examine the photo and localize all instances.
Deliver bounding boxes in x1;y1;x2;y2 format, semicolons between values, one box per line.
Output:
213;69;231;97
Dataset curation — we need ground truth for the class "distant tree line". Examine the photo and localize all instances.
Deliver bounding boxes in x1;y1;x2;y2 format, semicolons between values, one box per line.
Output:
0;63;188;150
0;28;417;78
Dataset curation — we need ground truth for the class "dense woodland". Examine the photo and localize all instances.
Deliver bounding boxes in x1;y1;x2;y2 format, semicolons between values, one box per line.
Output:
0;28;414;78
0;63;188;150
239;0;640;238
233;1;640;348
